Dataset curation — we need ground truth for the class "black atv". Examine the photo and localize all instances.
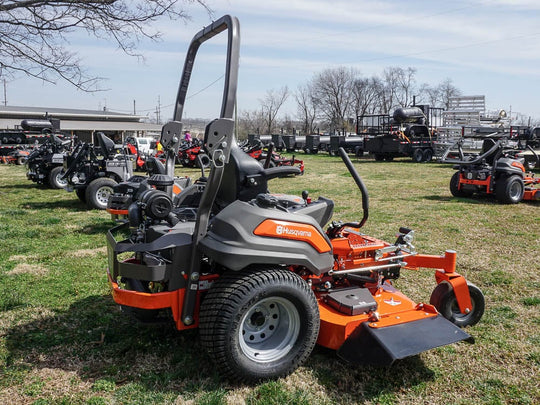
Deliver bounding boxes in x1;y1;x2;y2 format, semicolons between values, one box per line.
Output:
26;134;72;189
62;132;134;210
443;137;540;203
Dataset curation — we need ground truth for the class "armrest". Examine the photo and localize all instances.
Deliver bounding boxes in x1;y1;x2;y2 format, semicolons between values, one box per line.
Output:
263;165;301;180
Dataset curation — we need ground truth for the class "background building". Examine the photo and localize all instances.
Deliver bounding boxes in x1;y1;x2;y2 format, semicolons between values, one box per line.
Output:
0;105;162;143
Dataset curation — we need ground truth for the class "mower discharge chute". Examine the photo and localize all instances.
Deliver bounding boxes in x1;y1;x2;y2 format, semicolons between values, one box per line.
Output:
106;15;485;382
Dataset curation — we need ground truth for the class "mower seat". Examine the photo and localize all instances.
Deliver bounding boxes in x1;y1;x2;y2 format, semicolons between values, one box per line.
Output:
95;132;116;158
480;139;497;165
216;141;300;208
145;156;166;176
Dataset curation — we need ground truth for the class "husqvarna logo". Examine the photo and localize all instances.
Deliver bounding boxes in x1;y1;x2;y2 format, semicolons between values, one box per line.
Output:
276;225;312;238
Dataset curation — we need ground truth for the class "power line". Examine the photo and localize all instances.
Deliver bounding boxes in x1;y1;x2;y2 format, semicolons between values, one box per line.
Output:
107;74;225;115
353;31;540;63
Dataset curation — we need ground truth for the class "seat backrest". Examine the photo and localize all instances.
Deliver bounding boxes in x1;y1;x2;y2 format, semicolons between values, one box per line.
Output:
216;141;269;208
481;139;497;165
145;156;167;175
95;132;115;157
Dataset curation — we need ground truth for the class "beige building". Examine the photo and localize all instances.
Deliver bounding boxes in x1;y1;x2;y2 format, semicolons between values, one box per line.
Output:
0;105;162;143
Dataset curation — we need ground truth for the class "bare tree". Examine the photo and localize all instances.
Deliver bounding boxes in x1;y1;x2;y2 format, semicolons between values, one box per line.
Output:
437;78;461;109
295;81;319;135
0;1;209;91
237;108;265;138
417;78;461;109
260;86;289;134
312;66;357;133
374;67;418;113
351;76;379;118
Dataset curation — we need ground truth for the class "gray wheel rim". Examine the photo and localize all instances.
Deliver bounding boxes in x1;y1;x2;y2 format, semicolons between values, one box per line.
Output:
55;172;68;188
450;296;476;322
239;297;300;363
509;181;522;200
96;185;113;206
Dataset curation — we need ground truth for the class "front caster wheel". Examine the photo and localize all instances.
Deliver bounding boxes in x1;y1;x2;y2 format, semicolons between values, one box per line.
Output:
199;267;319;382
430;282;485;327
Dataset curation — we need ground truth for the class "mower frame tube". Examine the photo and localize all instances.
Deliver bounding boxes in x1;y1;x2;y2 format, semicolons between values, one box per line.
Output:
167;15;240;327
404;250;473;315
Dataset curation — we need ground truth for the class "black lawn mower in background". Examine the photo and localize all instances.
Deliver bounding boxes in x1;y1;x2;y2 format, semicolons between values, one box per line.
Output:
442;137;539;203
26;134;72;189
62;133;134;210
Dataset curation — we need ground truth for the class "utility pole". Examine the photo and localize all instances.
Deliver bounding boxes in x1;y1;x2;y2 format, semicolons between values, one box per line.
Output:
3;79;6;106
133;99;136;115
156;95;161;124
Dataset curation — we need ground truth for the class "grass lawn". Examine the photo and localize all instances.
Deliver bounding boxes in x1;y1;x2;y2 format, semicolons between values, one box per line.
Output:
0;155;538;404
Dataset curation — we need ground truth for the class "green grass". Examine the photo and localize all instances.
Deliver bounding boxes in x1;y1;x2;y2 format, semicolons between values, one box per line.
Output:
0;155;539;404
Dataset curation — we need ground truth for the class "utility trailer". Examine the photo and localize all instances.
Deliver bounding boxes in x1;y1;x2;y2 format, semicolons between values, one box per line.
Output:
0;119;66;164
360;106;441;162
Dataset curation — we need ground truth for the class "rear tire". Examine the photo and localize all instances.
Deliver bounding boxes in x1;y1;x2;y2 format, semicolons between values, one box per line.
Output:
49;166;67;189
86;178;117;210
450;171;473;197
423;148;433;162
430;282;485;327
412;148;424;163
495;175;524;204
199;267;319;382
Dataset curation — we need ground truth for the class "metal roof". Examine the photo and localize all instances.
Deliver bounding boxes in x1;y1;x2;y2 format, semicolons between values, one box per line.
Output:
0;105;145;121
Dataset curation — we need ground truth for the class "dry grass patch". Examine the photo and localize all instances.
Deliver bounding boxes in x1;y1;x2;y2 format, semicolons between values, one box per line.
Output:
69;247;107;258
6;263;48;277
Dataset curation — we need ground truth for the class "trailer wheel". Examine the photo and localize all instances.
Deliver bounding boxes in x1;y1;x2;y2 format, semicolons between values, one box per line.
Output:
450;172;473;197
430;282;485;327
199;267;319;382
413;148;424;163
49;166;67;189
384;155;394;162
374;154;384;161
495;175;524;204
423;148;433;162
86;178;117;210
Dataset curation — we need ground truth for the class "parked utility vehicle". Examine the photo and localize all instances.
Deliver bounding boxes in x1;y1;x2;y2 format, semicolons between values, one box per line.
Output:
106;15;484;382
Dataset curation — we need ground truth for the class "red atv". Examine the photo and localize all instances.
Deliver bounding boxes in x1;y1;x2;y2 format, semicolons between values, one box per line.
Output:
177;138;210;168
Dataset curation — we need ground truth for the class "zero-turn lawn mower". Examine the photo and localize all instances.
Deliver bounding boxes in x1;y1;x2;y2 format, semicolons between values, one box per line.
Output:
62;132;134;210
106;15;485;382
443;137;540;203
26;134;72;188
0;147;30;165
240;139;305;174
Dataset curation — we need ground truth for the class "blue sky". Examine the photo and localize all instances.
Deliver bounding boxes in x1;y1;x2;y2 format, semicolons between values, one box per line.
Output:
6;0;540;123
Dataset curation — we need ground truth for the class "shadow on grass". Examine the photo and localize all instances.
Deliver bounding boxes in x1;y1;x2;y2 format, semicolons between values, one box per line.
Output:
3;294;436;402
424;195;487;204
0;183;43;190
20;198;87;211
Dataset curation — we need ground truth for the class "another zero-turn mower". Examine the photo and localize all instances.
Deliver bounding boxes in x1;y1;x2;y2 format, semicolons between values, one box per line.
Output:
106;15;485;382
62;132;134;210
105;155;192;222
442;137;540;203
26;134;72;188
